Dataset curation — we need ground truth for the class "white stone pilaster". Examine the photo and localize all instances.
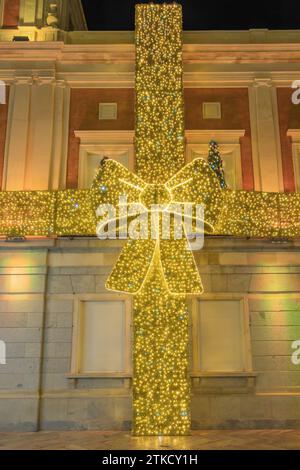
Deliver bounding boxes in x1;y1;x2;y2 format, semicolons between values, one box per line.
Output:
248;78;283;192
0;0;5;27
3;75;70;191
24;76;55;190
49;80;70;190
3;77;32;191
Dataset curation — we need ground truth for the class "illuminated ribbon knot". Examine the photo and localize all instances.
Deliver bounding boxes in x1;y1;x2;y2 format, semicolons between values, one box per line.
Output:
92;158;224;295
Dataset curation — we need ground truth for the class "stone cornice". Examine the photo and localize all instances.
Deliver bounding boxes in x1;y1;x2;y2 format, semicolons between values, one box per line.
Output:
183;43;300;64
74;130;246;146
74;130;135;145
186;130;245;144
0;42;300;88
0;69;299;88
1;42;300;64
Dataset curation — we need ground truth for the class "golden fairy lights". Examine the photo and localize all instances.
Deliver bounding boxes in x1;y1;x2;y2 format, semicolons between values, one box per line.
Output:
93;157;222;295
133;3;192;435
135;3;185;184
90;141;237;434
133;251;190;436
1;182;300;239
56;190;95;235
0;2;300;438
0;191;56;237
216;191;300;238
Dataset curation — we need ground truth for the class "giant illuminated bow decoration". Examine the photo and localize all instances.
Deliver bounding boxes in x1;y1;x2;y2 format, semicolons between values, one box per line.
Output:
92;157;224;295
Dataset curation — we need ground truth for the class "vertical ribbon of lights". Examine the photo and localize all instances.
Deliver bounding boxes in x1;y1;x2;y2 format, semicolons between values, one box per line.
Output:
133;4;190;436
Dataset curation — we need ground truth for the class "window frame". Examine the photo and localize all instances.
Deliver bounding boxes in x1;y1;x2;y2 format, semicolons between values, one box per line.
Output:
191;294;253;377
185;129;245;190
74;130;135;189
70;293;132;378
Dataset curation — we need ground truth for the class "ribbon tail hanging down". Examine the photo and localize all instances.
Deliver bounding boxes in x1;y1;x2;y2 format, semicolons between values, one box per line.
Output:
106;238;157;294
159;237;204;295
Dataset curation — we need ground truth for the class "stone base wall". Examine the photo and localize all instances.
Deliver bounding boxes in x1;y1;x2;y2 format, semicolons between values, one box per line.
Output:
0;237;300;431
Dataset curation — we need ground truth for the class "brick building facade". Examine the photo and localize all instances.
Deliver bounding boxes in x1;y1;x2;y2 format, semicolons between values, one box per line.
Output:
0;0;300;431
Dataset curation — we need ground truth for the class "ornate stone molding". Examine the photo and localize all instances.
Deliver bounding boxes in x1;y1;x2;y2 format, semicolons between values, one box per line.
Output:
74;130;135;146
185;130;245;144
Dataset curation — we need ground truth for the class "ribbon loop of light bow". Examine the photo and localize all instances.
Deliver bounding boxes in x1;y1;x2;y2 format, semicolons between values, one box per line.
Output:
92;158;224;295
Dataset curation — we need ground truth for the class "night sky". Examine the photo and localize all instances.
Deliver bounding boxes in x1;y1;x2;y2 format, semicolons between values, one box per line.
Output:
82;0;300;31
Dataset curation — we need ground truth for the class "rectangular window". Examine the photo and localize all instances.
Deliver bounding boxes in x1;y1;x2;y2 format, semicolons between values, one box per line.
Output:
74;130;134;189
185;130;245;190
71;295;131;377
192;297;252;373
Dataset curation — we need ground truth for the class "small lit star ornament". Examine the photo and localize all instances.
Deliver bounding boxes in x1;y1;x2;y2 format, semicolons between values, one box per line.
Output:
92;157;224;295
